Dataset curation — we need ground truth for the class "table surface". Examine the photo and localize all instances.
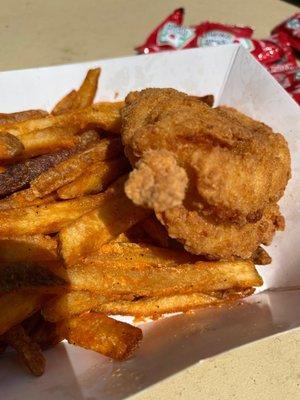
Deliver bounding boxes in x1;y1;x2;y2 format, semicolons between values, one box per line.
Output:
1;1;299;399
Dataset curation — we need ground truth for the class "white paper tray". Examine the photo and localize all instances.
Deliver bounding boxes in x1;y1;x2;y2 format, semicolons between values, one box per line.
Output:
0;44;299;400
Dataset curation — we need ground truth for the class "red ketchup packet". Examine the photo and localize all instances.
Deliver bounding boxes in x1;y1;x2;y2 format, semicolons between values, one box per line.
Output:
135;9;253;54
271;13;300;52
135;9;300;104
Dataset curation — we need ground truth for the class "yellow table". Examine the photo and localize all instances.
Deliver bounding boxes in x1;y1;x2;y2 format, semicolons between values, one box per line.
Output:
1;1;299;399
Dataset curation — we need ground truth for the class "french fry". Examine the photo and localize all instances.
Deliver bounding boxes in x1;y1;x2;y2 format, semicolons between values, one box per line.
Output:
31;138;123;197
0;341;7;353
142;216;178;248
57;313;143;361
252;246;272;265
0;193;107;236
2;325;45;376
0;166;6;173
20;126;78;159
0;109;48;126
0;189;57;210
0;132;24;160
0;263;66;294
52;90;78;115
51;68;100;115
57;157;130;199
29;319;63;350
43;289;253;322
0;102;123;137
0;291;44;335
58;244;263;297
0;147;78;198
0;235;58;263
72;68;101;109
42;290;218;322
59;178;151;265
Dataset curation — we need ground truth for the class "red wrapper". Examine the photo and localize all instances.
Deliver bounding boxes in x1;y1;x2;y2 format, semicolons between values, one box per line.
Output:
135;9;300;104
135;8;187;53
135;9;283;65
271;13;300;52
287;84;300;104
135;9;253;54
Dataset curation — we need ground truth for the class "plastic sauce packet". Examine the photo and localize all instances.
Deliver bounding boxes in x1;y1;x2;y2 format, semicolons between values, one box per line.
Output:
135;8;300;104
271;13;300;52
135;9;253;54
287;84;300;104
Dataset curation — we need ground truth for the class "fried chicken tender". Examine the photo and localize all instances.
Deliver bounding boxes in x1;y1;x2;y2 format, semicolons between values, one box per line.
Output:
121;88;291;259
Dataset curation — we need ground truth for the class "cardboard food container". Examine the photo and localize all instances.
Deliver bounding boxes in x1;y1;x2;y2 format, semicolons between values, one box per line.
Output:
0;44;299;400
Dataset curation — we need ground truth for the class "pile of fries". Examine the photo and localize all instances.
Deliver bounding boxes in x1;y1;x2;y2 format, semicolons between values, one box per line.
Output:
0;69;263;376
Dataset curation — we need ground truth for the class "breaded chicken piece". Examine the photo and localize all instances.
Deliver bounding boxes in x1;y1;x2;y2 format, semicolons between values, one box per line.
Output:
122;88;290;223
157;203;284;260
121;88;291;259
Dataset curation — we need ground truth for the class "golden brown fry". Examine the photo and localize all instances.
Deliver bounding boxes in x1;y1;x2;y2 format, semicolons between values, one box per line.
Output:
0;263;66;294
57;313;142;361
42;290;223;322
57;157;129;199
58;243;262;296
0;291;44;336
252;246;272;265
72;68;101;109
0;102;123;137
0;110;48;126
0;341;7;353
29;319;63;350
31;138;123;197
3;325;45;376
20;126;78;159
0;132;24;160
0;235;58;263
52;90;78;116
59;177;150;265
0;189;57;210
0;193;106;236
0;166;6;173
142;216;178;248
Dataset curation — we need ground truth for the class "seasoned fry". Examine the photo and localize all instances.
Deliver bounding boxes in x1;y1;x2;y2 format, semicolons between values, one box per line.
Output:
58;244;262;296
0;341;7;354
20;126;78;159
0;235;58;263
0;132;24;160
142;216;178;248
0;291;44;335
72;68;101;109
0;263;66;294
0;102;123;137
57;157;130;199
3;325;45;376
0;189;56;210
31;138;123;197
29;319;62;350
43;289;253;322
52;90;78;115
0;193;107;236
252;246;272;265
57;313;142;361
0;148;76;198
42;291;215;322
0;109;48;126
59;178;150;265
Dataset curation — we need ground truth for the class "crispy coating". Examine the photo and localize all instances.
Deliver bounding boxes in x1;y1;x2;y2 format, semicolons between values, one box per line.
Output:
125;149;188;211
121;88;291;259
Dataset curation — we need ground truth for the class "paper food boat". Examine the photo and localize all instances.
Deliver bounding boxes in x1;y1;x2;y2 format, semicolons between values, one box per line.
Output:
0;44;299;400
